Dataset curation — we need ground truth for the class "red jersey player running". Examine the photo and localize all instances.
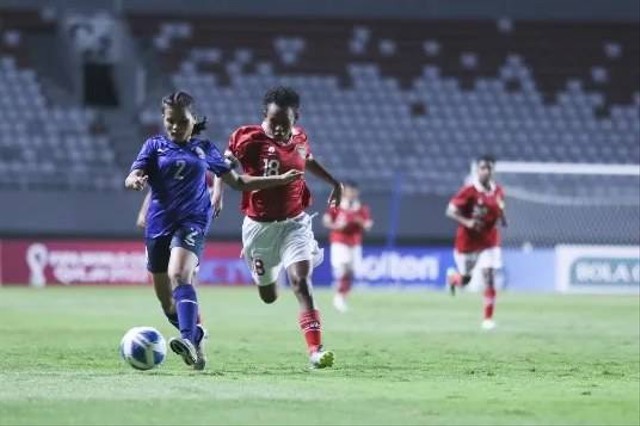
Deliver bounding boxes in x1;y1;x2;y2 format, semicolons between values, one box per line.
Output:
224;86;343;368
322;181;373;313
445;155;506;330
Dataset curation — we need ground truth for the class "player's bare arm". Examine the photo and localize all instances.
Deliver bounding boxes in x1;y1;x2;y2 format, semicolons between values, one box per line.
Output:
306;157;343;207
223;150;241;170
125;169;148;191
499;198;508;227
136;191;151;229
220;169;303;191
211;176;224;218
446;203;478;230
209;151;240;218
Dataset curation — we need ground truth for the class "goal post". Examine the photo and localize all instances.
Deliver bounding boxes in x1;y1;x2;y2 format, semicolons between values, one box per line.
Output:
466;160;639;293
469;161;640;247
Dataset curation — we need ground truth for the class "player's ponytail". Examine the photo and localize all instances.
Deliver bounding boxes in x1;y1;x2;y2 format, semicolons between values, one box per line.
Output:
191;117;207;136
161;90;208;136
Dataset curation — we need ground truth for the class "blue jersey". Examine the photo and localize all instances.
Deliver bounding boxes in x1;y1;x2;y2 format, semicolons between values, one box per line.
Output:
130;135;231;238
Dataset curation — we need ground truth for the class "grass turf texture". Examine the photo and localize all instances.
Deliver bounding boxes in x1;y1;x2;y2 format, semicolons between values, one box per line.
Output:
0;287;638;425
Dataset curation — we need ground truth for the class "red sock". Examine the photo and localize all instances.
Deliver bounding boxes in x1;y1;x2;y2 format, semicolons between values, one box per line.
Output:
337;273;352;295
484;287;496;319
298;310;322;354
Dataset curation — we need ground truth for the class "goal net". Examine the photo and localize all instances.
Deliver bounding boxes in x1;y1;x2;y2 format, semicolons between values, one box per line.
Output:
483;161;640;248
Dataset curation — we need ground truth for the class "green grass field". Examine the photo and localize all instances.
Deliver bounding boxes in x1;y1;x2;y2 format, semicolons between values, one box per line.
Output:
0;287;638;425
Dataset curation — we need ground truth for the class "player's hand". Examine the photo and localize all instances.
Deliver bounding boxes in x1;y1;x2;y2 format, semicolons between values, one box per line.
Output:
211;192;223;218
127;175;148;191
328;182;343;208
354;216;367;227
136;217;147;229
279;169;304;184
464;218;482;230
224;152;240;170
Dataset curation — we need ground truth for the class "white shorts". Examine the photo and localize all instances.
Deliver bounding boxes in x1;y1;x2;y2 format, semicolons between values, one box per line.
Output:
242;212;323;286
330;243;362;277
453;247;503;276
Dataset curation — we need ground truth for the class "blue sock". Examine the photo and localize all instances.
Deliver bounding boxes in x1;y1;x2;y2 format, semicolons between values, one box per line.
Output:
172;283;198;344
194;325;204;345
165;311;179;330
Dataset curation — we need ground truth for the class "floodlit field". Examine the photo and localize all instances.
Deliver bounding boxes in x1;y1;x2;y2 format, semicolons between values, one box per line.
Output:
0;287;638;425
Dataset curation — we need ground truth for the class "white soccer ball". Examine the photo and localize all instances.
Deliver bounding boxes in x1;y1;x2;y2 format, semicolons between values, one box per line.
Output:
119;326;167;370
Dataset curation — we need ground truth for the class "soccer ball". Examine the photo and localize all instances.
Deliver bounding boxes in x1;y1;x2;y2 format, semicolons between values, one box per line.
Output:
119;326;167;370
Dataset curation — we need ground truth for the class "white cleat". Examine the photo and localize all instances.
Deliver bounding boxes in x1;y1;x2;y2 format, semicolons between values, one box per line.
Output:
169;337;198;366
481;319;497;330
193;325;208;371
333;294;348;313
309;347;335;369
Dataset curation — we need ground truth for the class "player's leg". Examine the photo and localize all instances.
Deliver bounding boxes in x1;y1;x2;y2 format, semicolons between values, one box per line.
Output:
248;253;281;303
481;267;496;329
190;264;207;368
241;216;281;303
166;227;205;367
479;247;502;330
283;215;333;368
331;243;354;312
449;251;477;295
191;265;204;323
146;236;182;330
286;259;333;368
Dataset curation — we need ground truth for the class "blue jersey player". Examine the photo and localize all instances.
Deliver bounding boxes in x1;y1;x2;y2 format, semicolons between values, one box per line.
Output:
124;91;302;370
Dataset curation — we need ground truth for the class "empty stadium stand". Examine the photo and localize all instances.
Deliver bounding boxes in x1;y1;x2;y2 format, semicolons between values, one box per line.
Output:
129;15;639;195
0;9;120;191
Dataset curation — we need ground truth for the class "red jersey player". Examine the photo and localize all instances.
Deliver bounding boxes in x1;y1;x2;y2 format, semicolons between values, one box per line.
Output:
445;155;506;330
322;181;373;312
224;86;342;369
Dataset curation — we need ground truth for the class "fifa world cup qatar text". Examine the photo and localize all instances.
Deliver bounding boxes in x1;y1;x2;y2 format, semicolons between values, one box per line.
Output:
445;155;507;330
322;181;373;313
224;86;342;369
124;91;302;370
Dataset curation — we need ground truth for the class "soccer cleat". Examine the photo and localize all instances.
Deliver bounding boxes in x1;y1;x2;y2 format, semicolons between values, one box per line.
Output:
481;319;496;330
309;347;335;369
446;267;461;296
193;325;208;371
333;294;348;313
168;337;198;366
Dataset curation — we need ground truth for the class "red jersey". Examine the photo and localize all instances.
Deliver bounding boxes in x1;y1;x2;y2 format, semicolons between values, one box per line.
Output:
228;125;312;221
327;202;372;246
450;181;505;252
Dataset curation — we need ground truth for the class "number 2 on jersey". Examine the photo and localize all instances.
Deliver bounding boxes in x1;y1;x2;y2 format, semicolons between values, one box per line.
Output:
174;160;186;180
262;158;280;176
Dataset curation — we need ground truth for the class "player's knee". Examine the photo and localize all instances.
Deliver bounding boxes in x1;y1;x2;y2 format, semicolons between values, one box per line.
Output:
290;275;311;295
168;270;192;287
483;269;495;286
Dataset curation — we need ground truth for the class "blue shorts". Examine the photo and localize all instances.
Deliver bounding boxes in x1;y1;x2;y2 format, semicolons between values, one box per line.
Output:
145;227;205;274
